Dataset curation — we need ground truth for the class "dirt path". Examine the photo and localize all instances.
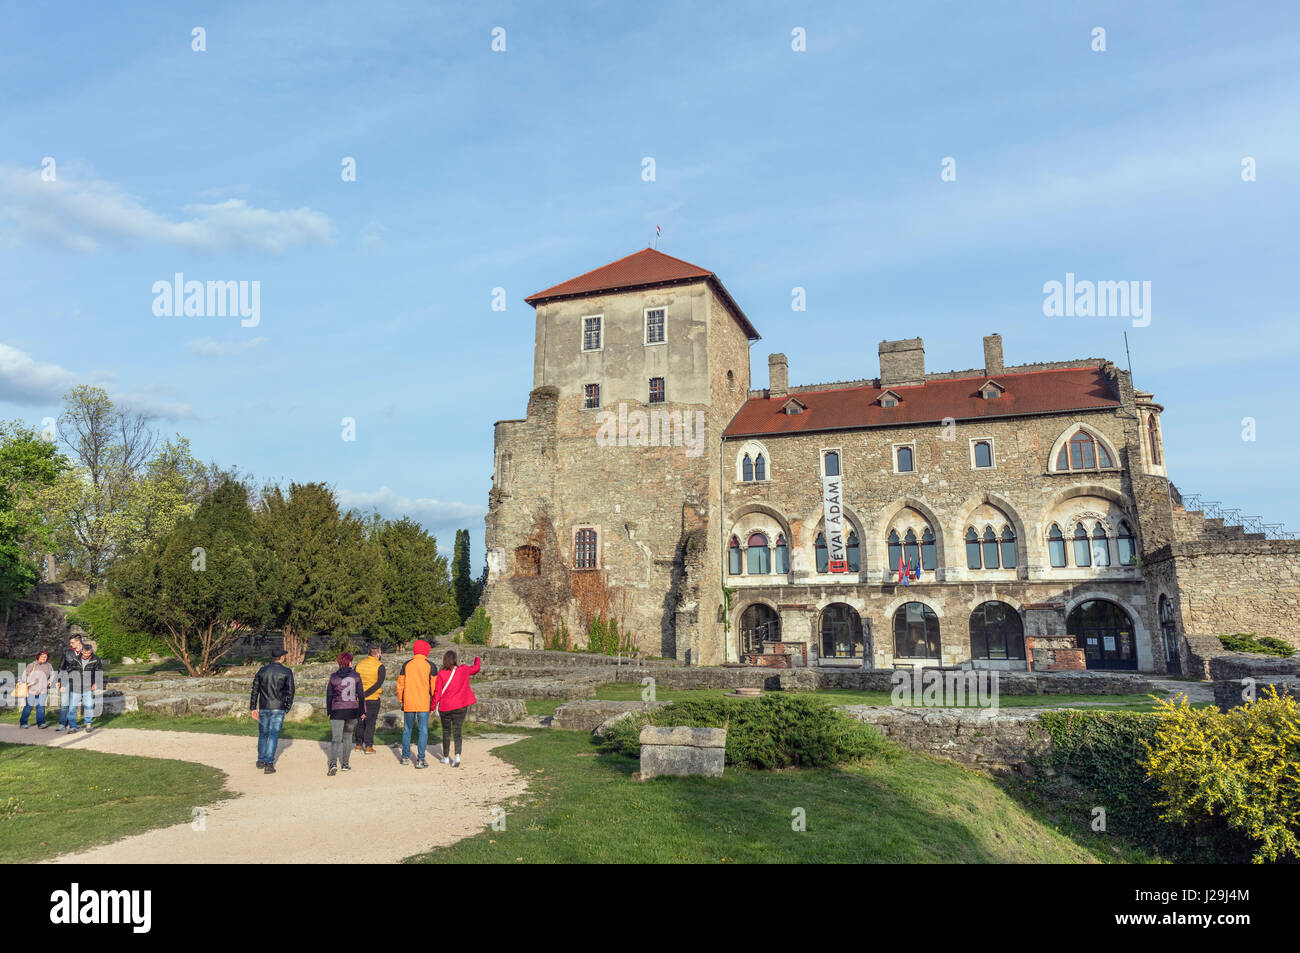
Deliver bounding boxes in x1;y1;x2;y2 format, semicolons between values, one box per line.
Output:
0;724;529;864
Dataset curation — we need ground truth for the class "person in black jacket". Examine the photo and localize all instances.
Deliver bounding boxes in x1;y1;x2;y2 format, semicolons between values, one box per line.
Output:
55;635;83;732
65;643;103;732
250;647;295;773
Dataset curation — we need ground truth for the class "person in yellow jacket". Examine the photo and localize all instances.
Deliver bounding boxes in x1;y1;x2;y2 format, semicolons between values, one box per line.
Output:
396;639;437;767
354;642;385;755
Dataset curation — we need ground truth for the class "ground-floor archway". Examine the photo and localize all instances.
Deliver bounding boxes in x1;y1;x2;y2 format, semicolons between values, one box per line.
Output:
820;603;866;659
739;603;780;656
1067;599;1137;670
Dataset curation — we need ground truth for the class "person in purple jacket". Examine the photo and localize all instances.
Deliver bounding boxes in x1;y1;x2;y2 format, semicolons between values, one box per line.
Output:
324;653;365;776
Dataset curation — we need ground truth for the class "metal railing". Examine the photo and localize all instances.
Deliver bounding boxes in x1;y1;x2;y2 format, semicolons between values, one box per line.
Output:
1179;493;1298;540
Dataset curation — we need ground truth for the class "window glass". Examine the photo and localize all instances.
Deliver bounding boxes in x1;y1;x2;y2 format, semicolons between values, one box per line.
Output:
897;446;914;472
824;451;840;477
1048;524;1067;567
974;441;993;468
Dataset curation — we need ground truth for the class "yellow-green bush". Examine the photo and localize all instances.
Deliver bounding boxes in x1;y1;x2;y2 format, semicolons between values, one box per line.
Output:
1144;688;1300;864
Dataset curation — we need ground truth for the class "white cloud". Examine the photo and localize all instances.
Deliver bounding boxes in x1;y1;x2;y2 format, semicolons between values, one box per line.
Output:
188;336;268;357
337;485;485;537
0;342;79;404
0;164;334;253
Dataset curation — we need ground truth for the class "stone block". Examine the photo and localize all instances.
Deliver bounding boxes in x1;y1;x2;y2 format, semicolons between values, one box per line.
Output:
554;699;668;732
285;701;313;722
141;696;188;716
638;725;727;779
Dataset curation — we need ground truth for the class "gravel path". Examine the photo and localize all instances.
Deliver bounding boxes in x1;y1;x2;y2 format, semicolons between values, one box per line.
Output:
0;724;529;864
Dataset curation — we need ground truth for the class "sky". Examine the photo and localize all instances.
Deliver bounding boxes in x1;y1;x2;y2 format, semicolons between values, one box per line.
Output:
2;1;1298;559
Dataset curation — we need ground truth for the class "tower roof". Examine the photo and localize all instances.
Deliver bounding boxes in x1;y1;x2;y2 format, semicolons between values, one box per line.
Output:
525;248;759;340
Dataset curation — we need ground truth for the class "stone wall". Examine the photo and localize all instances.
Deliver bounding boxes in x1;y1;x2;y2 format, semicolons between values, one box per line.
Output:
840;705;1054;775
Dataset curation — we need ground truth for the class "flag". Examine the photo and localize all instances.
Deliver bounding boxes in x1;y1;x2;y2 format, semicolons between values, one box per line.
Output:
656;225;661;237
909;558;918;580
897;555;906;584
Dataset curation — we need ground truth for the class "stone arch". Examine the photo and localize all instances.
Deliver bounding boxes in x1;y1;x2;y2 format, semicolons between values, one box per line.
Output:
1047;422;1122;473
1063;590;1152;669
953;492;1028;573
734;596;782;657
733;439;773;482
798;502;869;575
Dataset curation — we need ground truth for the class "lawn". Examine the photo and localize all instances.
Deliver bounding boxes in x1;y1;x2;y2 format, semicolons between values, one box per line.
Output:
405;729;1108;864
0;742;231;863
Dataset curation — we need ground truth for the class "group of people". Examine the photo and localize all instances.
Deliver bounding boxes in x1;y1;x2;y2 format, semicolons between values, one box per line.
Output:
250;638;481;775
16;635;104;732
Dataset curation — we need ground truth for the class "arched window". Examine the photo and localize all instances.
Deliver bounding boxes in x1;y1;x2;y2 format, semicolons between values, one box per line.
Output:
1072;522;1091;567
728;535;742;575
973;441;993;468
970;602;1025;660
740;603;780;656
1117;521;1136;566
846;531;860;572
1092;522;1111;567
1056;429;1114;471
1068;600;1136;669
746;533;770;574
821;603;865;659
965;527;980;569
823;451;840;477
774;534;789;573
894;602;940;659
903;529;919;569
897;446;914;472
742;454;754;482
810;532;826;573
1147;415;1162;466
1048;524;1067;567
575;528;598;569
754;453;766;481
887;530;902;570
981;526;999;569
920;528;936;571
999;525;1016;569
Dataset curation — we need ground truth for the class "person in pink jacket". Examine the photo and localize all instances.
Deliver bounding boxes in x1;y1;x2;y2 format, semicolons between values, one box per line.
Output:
433;650;480;767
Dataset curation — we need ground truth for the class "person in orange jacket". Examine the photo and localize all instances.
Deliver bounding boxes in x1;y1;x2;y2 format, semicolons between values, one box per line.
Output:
396;639;437;768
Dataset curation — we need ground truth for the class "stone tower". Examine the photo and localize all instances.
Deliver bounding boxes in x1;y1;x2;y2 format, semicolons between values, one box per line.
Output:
482;249;759;663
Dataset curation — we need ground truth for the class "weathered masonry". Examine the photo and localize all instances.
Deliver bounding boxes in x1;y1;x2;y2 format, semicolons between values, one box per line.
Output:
482;248;1300;671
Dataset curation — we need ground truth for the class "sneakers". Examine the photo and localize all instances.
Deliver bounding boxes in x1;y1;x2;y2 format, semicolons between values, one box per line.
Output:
66;727;79;734
415;759;428;769
341;763;352;772
19;724;29;729
439;756;451;765
399;756;409;765
264;764;276;774
327;763;338;777
55;725;66;732
354;743;363;751
364;746;376;754
37;724;47;729
452;756;461;768
256;760;267;769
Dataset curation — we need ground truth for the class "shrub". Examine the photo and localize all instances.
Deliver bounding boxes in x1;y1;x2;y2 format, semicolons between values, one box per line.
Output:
1144;689;1300;864
586;614;634;656
463;607;491;645
544;619;573;652
596;694;891;769
1220;633;1296;658
67;592;165;663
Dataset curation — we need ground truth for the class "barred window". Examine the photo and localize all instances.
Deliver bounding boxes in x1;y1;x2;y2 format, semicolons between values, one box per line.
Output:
645;308;665;344
649;376;665;404
583;383;600;409
582;315;602;351
575;528;598;569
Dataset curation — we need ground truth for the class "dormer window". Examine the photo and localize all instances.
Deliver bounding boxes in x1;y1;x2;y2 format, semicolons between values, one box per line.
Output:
980;379;1005;400
782;397;806;415
877;389;903;408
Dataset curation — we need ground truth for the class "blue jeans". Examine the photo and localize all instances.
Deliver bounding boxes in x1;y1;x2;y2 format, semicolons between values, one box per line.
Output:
402;711;428;760
65;690;95;729
257;709;286;763
20;692;47;727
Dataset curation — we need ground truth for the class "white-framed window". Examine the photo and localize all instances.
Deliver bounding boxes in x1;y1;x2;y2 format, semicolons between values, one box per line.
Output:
583;383;601;409
822;448;842;477
970;438;995;469
582;314;603;352
893;442;916;474
649;376;665;404
644;307;666;345
735;440;772;482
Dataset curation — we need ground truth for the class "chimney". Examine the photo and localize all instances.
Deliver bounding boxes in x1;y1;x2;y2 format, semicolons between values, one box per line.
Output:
768;353;788;397
878;338;925;387
983;333;1004;377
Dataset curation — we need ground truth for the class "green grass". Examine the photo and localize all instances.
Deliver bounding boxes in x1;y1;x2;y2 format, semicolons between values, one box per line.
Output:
0;742;231;863
404;729;1102;863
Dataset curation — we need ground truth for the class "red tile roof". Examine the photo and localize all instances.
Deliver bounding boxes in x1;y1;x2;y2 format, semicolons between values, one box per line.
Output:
724;365;1118;438
525;248;759;340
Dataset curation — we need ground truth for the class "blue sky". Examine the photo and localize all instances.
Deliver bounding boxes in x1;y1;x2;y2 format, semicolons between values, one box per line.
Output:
2;1;1298;558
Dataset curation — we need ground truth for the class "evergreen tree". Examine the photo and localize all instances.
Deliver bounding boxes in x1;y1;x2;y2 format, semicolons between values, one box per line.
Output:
370;516;459;645
452;528;478;624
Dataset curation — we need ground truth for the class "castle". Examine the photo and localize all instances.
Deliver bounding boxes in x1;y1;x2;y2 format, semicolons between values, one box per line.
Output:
482;249;1300;671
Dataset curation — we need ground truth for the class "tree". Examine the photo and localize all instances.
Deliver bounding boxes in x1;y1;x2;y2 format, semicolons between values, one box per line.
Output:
111;480;262;676
369;517;459;646
258;483;381;665
0;422;67;612
452;528;483;624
